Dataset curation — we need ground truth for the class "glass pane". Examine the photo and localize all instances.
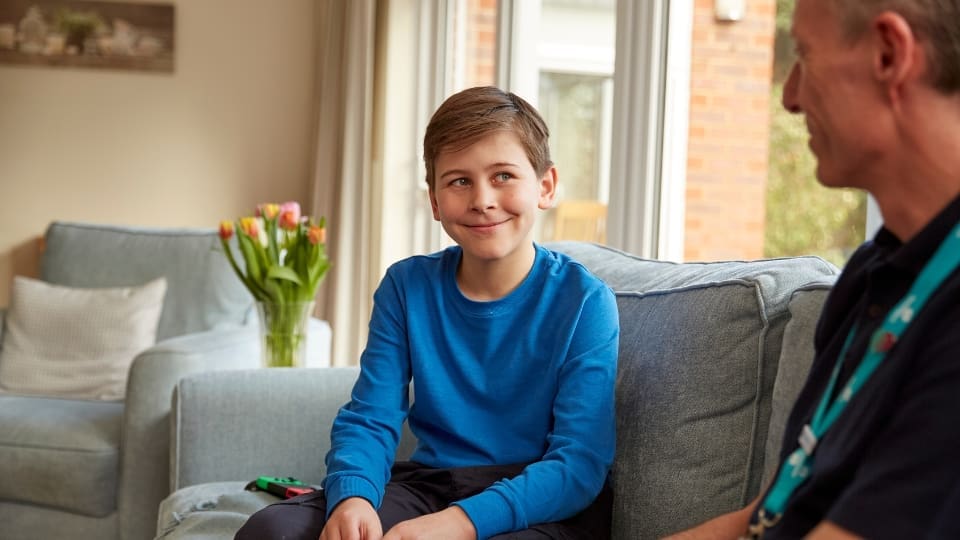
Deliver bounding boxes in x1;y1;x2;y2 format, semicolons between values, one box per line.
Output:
540;72;606;201
539;71;612;243
536;0;616;244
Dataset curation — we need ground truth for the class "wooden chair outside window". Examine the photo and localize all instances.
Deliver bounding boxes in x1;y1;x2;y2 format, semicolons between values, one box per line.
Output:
551;200;608;244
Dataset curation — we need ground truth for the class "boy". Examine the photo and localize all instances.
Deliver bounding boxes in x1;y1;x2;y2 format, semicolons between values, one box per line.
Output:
236;86;619;540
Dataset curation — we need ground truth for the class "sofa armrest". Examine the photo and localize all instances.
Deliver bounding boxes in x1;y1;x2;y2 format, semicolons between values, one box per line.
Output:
170;367;360;490
117;326;261;540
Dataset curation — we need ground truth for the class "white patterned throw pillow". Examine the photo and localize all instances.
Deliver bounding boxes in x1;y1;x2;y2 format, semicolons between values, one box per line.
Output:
0;276;167;400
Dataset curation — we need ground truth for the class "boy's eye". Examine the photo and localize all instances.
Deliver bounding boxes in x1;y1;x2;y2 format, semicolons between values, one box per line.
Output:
450;178;469;187
494;172;511;182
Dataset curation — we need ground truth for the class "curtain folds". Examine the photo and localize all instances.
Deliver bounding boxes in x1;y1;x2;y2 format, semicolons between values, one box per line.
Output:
309;0;377;366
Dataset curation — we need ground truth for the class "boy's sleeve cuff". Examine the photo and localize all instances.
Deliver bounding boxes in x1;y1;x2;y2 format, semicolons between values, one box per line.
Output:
453;489;520;540
324;475;381;519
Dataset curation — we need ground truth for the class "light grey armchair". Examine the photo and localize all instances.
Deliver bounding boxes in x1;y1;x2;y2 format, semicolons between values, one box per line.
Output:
0;221;331;540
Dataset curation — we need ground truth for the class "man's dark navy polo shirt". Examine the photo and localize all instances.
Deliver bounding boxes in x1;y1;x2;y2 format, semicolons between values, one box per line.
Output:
758;194;960;539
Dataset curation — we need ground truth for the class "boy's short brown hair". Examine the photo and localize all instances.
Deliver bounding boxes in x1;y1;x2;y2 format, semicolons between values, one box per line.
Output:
422;86;553;189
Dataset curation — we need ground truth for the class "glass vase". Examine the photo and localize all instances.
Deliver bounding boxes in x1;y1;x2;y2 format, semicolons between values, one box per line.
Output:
255;301;314;368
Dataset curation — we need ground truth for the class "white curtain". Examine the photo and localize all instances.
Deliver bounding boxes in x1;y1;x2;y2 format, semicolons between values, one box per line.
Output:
309;0;377;366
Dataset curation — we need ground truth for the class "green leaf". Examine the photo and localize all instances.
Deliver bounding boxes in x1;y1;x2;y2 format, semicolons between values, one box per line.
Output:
224;237;270;301
263;278;284;304
267;265;304;286
237;233;263;282
265;218;280;265
308;259;331;296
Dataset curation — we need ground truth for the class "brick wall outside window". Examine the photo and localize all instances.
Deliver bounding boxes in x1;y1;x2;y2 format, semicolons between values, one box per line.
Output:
685;0;775;261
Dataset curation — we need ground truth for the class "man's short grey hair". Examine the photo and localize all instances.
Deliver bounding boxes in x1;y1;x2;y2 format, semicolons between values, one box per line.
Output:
830;0;960;92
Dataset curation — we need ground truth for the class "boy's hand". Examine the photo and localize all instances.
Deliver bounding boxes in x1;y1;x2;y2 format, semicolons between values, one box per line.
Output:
320;497;383;540
382;506;476;540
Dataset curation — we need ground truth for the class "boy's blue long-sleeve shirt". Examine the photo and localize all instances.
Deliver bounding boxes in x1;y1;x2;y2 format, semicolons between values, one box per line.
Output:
323;244;619;539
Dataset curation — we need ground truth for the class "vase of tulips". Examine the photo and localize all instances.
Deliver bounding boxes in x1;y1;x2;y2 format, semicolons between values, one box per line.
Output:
219;202;330;367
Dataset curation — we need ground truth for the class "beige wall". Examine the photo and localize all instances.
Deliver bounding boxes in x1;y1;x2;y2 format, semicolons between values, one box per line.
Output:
0;0;317;307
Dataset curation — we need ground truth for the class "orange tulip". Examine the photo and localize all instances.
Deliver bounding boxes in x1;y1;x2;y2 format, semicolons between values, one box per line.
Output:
257;203;280;219
219;220;234;240
308;225;325;245
239;217;259;238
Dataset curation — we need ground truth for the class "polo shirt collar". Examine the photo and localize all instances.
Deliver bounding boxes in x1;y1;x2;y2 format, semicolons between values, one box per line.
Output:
872;193;960;275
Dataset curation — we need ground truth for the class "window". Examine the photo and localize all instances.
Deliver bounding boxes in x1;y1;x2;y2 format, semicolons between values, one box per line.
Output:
376;0;868;279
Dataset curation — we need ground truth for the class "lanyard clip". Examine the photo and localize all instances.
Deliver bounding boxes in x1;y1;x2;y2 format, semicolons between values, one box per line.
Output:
742;510;782;539
799;424;817;456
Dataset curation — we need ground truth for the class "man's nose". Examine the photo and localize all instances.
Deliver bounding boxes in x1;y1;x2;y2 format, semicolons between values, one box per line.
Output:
782;61;802;114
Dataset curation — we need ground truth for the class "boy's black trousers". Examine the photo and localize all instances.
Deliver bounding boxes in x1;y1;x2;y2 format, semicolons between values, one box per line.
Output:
235;461;612;539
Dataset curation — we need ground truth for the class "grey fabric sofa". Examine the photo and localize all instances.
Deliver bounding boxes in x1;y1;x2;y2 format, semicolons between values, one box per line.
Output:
0;222;331;540
155;242;839;540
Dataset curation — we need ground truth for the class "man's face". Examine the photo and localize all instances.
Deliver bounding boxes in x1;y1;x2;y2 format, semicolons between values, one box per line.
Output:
782;0;888;189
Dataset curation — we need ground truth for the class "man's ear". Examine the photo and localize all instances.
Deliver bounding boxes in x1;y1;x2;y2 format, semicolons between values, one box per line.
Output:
538;166;559;210
428;187;441;221
872;11;923;103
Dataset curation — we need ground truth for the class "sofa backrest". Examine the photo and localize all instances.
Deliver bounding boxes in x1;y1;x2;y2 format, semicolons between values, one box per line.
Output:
41;221;253;341
546;242;839;539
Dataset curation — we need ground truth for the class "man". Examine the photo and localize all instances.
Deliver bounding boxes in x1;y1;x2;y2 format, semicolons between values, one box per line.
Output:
667;0;960;538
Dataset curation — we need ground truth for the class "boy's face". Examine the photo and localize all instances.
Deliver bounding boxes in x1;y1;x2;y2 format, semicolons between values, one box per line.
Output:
429;130;556;266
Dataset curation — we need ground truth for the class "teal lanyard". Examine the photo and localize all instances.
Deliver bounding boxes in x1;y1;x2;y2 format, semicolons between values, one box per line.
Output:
757;220;960;529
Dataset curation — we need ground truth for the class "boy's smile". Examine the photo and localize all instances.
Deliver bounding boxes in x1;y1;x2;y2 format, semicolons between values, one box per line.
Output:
429;130;557;282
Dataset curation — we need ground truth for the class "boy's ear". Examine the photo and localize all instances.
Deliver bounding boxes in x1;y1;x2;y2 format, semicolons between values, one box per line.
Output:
538;166;558;210
428;187;441;221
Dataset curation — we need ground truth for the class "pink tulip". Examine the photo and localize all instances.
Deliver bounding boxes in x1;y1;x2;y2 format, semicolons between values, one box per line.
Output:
219;220;234;240
257;203;280;220
308;225;325;245
278;202;301;231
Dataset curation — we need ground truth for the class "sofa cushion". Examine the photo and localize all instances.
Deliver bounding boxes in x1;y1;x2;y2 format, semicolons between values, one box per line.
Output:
0;276;166;400
156;481;272;539
40;221;254;341
545;243;839;538
612;285;765;538
547;242;839;295
762;282;834;487
0;394;122;517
